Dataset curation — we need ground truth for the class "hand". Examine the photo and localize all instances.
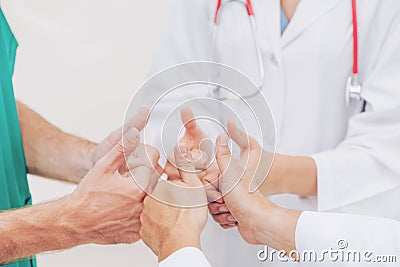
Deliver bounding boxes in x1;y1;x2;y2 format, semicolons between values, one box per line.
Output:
214;121;270;245
164;107;213;180
162;107;233;227
85;107;150;175
66;122;161;245
140;145;207;262
205;163;238;229
214;122;299;252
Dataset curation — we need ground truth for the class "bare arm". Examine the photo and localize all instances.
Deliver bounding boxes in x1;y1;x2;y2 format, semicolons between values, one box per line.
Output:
16;102;149;184
262;154;318;197
0;197;79;264
0;117;160;264
17;101;95;183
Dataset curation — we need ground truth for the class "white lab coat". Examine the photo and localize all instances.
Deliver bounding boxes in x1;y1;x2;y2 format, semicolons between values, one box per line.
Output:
160;212;400;266
146;0;400;266
159;247;212;267
295;212;400;266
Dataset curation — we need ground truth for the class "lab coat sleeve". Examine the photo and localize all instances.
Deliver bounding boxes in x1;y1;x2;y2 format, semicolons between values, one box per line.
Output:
311;11;400;213
295;211;400;266
159;247;212;267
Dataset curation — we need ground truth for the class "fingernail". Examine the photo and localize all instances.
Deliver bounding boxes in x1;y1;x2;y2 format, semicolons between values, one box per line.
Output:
126;128;139;142
228;215;236;222
219;206;229;213
219;135;229;146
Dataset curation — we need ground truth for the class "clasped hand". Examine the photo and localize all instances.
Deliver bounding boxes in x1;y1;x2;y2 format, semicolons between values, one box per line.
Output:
72;106;296;261
139;107;289;260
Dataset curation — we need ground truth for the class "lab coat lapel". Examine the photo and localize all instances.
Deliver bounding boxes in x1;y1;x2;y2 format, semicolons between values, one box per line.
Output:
281;0;341;48
258;0;281;54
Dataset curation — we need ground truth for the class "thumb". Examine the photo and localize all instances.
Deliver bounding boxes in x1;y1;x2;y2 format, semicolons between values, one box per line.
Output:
91;107;149;164
215;134;232;175
99;127;140;172
181;106;197;136
174;145;203;187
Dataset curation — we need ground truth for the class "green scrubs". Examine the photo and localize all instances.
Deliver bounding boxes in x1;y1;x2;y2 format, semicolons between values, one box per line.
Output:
0;8;36;267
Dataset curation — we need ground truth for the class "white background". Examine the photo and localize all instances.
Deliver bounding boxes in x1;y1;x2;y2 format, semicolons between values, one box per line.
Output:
1;0;168;266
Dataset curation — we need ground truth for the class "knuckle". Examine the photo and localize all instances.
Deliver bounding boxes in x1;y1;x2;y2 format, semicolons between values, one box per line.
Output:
215;214;230;224
220;149;231;158
124;128;140;146
208;205;218;214
116;143;126;155
212;215;223;224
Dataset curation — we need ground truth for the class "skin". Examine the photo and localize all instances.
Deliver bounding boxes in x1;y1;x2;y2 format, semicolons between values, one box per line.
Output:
214;127;300;253
140;146;208;262
164;107;317;229
17;102;149;184
148;124;301;258
281;0;301;21
164;107;213;181
0;108;161;264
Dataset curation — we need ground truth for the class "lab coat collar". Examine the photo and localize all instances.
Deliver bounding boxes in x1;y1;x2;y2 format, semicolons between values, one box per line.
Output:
281;0;342;48
254;0;281;55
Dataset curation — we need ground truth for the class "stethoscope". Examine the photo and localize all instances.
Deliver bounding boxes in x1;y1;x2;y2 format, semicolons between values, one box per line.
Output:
210;0;362;106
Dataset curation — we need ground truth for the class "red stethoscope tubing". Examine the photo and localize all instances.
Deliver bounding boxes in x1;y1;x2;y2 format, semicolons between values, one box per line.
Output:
213;0;359;76
351;0;359;76
214;0;254;23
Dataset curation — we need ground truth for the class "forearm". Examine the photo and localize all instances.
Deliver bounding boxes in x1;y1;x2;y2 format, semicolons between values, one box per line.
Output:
0;197;79;264
261;154;317;197
255;201;301;254
17;102;96;183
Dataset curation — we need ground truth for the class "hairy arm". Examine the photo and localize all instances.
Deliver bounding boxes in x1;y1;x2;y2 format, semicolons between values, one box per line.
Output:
0;197;79;264
0;120;158;264
17;102;96;183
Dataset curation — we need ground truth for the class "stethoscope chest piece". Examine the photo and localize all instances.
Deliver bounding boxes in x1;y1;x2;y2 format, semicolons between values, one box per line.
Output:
346;75;362;106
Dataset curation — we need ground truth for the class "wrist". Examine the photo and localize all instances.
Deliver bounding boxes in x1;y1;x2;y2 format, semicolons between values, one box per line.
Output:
255;202;300;252
158;228;201;262
52;195;86;247
75;139;97;181
63;137;96;184
58;193;95;246
261;154;288;196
